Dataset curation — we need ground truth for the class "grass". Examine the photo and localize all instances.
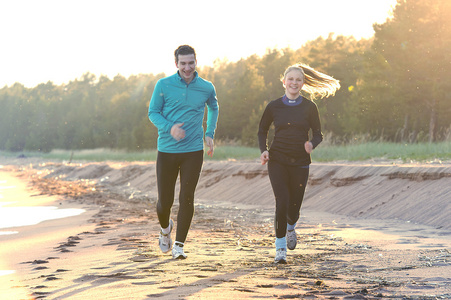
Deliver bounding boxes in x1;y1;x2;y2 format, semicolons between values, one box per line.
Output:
1;141;450;163
0;146;261;163
313;141;451;162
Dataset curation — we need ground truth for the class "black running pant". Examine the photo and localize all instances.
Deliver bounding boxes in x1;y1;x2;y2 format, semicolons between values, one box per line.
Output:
268;160;309;238
156;150;203;243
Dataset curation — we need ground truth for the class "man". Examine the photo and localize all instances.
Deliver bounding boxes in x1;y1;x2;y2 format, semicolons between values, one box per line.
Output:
148;45;219;259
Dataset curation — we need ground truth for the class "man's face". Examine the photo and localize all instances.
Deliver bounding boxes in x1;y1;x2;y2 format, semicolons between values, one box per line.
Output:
176;54;196;83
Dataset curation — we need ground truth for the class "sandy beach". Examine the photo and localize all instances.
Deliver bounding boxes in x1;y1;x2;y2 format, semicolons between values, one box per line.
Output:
0;156;450;299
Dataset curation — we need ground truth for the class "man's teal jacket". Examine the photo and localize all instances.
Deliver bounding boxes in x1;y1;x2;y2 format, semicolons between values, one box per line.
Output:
148;71;219;153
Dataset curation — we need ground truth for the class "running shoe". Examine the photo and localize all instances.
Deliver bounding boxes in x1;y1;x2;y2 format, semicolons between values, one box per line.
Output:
287;229;297;250
274;248;287;264
159;219;173;253
172;242;187;259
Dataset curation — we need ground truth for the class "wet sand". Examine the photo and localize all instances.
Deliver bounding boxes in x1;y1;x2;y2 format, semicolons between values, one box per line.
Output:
0;157;450;299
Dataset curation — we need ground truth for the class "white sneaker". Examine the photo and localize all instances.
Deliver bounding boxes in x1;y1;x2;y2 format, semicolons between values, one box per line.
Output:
159;219;173;253
287;229;297;250
172;242;187;259
274;248;287;264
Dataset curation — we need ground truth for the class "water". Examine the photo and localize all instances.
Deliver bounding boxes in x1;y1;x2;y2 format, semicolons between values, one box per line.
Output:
0;201;85;232
0;171;85;278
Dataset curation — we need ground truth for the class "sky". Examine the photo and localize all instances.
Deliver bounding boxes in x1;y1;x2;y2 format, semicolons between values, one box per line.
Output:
0;0;397;88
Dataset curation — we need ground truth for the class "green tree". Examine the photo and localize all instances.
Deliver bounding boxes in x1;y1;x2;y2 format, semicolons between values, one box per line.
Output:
25;82;62;152
299;35;373;139
0;83;31;151
370;0;451;142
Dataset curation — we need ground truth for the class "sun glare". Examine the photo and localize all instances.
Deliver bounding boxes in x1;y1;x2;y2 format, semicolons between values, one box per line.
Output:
0;0;397;88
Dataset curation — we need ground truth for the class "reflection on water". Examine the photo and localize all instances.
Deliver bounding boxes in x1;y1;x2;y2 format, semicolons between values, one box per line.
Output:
0;177;85;236
0;231;18;236
0;204;85;232
0;270;15;277
0;181;86;234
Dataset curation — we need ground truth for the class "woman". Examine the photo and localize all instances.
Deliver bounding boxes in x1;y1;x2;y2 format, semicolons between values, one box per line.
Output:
258;63;340;263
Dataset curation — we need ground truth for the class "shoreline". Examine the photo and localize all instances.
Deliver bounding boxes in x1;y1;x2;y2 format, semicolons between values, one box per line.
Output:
0;168;99;300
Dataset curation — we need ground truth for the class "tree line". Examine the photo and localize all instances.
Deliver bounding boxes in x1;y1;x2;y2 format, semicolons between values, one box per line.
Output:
1;0;450;152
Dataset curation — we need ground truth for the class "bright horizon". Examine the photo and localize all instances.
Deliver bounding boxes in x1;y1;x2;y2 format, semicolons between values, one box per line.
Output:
0;0;397;88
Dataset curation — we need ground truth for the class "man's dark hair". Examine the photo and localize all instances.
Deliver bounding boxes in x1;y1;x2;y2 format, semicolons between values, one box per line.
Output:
174;45;196;63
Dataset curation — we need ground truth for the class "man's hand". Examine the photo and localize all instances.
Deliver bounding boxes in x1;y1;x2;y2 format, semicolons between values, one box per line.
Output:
171;123;185;141
205;136;214;157
260;150;269;165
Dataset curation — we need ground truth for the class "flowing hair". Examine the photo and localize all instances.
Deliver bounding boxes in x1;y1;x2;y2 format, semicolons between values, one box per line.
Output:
282;63;340;100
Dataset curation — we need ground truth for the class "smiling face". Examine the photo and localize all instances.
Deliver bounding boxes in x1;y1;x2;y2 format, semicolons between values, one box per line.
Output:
176;54;197;84
283;69;304;99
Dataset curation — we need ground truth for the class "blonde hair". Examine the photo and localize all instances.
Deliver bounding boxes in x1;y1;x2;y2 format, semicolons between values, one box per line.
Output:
282;63;340;100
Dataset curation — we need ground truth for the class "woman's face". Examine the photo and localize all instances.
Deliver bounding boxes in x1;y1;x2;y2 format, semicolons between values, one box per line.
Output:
283;70;304;98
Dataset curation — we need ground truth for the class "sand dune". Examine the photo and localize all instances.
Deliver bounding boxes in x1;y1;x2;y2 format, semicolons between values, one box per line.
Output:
35;159;451;230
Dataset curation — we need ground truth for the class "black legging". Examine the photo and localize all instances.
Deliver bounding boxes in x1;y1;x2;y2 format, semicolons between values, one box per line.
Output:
156;150;203;243
268;160;309;238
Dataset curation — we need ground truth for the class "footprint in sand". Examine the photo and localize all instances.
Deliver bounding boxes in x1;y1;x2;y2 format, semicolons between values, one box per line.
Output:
46;276;60;281
33;285;47;289
40;275;60;281
54;235;83;252
130;255;151;262
91;266;111;270
29;260;49;265
32;291;51;298
131;281;157;285
59;248;73;253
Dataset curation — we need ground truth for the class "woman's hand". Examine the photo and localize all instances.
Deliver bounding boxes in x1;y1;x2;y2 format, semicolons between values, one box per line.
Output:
304;141;313;154
205;136;214;157
260;150;270;165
